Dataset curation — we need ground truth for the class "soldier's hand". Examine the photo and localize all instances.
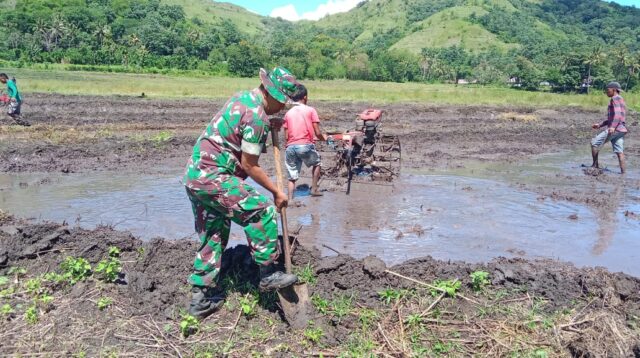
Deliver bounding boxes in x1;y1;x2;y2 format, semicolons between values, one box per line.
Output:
591;123;599;129
274;191;288;212
608;127;615;135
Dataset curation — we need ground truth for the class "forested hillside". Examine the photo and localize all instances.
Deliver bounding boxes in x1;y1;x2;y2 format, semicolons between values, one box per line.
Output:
0;0;639;91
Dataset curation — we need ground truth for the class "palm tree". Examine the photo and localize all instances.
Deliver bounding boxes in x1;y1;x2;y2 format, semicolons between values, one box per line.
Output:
49;16;66;45
128;34;140;47
32;18;47;36
93;24;111;47
610;48;629;84
187;29;201;42
624;52;640;91
583;46;606;94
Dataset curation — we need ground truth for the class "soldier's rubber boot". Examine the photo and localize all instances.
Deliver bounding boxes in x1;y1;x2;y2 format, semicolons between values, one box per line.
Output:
188;286;225;320
259;264;298;291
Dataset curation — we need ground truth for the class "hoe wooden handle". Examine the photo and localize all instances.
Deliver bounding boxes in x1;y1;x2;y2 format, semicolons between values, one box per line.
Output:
271;129;292;274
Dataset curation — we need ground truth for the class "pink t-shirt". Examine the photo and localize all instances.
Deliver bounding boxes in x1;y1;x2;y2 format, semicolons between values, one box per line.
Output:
283;103;320;147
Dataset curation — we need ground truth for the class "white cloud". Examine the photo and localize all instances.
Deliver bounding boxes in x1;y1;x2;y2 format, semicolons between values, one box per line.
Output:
270;4;301;21
270;0;365;22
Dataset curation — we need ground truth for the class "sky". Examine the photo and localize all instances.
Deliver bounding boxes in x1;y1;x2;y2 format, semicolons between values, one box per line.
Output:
217;0;640;22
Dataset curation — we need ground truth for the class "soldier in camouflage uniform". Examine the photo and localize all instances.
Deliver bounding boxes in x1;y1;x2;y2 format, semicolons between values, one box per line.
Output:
183;67;299;319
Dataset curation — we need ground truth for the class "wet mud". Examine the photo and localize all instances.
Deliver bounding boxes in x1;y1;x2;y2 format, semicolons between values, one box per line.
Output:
1;93;634;174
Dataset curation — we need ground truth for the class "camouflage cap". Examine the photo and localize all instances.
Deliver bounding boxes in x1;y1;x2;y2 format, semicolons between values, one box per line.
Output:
259;66;298;104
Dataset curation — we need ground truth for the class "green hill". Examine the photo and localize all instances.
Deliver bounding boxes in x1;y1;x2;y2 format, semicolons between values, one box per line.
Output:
390;6;515;53
162;0;265;35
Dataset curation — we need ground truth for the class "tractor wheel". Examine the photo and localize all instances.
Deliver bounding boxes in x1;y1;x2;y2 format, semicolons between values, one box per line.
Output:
372;134;401;180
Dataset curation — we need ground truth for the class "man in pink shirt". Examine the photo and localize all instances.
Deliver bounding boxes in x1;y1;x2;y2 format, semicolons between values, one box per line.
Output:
283;84;327;199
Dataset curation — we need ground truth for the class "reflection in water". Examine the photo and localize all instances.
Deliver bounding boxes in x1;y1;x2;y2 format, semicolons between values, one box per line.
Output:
593;181;623;255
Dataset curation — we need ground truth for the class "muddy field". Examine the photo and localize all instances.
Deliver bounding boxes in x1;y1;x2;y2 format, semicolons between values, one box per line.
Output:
1;93;639;356
1;93;635;174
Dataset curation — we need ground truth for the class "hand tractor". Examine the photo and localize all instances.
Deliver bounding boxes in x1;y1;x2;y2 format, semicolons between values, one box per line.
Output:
319;109;401;194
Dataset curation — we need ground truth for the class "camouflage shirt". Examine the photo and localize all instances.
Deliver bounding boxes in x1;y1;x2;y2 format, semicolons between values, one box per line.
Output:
184;89;270;182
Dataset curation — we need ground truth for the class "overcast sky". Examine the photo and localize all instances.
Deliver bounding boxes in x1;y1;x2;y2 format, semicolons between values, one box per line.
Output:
217;0;640;22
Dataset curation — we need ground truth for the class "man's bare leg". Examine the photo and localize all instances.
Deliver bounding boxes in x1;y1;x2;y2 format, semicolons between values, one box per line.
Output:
617;152;626;174
591;146;600;168
288;180;296;200
311;165;323;196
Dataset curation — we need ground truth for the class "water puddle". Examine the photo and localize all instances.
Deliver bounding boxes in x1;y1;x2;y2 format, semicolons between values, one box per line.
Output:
1;149;638;276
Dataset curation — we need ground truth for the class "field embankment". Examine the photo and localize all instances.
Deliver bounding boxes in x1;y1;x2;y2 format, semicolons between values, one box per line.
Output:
1;213;639;357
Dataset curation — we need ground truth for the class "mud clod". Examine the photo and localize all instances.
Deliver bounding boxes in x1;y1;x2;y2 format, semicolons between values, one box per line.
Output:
362;255;386;278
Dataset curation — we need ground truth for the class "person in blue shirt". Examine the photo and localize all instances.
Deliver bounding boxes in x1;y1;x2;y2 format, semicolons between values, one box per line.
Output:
0;73;29;126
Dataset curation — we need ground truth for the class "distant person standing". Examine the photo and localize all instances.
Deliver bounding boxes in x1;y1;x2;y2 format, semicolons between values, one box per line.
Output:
590;81;627;174
283;84;327;199
0;73;29;126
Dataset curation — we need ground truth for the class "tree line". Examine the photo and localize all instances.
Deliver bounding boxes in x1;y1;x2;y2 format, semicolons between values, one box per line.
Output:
0;0;638;92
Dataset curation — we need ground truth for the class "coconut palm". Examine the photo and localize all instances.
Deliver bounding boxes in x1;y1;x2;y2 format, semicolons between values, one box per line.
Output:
93;24;111;47
583;46;606;94
624;52;640;91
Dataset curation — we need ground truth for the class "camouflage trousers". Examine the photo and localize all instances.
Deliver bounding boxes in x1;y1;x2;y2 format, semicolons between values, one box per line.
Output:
185;174;280;288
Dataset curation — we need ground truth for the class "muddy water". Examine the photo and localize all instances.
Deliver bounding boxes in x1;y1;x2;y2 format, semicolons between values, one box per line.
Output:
1;149;638;276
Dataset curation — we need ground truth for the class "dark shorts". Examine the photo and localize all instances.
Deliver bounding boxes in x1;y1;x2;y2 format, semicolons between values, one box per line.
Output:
8;101;21;115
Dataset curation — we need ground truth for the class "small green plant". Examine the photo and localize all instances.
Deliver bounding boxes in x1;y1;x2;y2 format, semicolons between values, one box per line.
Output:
406;313;423;327
43;272;66;284
136;247;145;258
25;305;38;324
39;293;54;305
432;279;461;297
311;294;329;314
25;278;43;296
0;286;15;299
0;276;8;286
95;257;121;282
470;271;490;291
432;340;454;354
294;263;317;285
60;257;92;284
180;314;199;337
150;130;173;145
304;324;324;344
1;303;14;315
358;308;378;328
97;297;113;310
533;349;549;358
8;266;27;279
329;294;353;322
108;246;121;258
238;294;258;317
378;288;403;304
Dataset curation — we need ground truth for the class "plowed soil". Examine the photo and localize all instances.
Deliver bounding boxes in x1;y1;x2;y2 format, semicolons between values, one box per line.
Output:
1;93;639;356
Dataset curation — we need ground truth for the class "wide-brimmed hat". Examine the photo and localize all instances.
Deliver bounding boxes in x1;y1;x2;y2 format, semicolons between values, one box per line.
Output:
606;81;623;91
259;66;298;104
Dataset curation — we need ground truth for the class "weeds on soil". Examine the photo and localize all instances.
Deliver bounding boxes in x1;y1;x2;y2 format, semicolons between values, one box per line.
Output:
294;262;317;285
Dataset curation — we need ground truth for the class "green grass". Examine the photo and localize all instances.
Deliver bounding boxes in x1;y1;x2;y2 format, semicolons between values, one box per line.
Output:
2;67;637;110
